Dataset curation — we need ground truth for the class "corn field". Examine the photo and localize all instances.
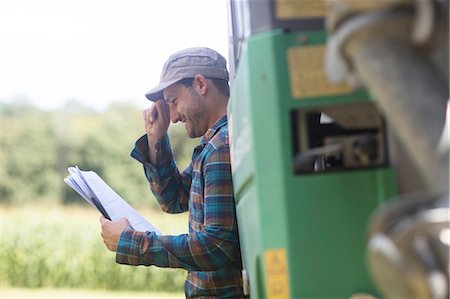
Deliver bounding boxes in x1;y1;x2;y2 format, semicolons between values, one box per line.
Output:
0;205;187;293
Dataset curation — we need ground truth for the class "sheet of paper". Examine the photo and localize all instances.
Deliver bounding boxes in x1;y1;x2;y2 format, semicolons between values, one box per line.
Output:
67;167;95;199
64;176;96;208
78;169;161;235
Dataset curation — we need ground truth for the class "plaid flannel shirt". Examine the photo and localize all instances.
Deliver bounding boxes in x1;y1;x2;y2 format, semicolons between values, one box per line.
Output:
116;116;245;298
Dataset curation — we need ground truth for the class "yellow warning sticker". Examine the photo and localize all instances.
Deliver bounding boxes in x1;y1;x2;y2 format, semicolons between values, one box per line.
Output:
287;45;353;99
264;249;290;299
276;0;327;19
336;0;391;13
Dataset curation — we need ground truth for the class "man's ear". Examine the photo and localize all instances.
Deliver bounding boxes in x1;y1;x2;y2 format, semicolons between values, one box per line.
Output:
193;74;208;96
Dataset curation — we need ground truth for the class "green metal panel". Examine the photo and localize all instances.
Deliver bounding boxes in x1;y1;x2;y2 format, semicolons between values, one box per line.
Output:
228;30;398;298
287;170;397;297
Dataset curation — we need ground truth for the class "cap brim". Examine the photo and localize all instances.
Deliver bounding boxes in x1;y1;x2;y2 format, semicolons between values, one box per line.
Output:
145;78;181;101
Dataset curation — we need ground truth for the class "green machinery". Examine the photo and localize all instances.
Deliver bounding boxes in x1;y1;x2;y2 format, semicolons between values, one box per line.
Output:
228;29;397;299
227;2;399;298
227;1;449;298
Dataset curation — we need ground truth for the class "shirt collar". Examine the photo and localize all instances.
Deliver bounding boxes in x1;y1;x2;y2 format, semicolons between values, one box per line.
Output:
200;115;228;146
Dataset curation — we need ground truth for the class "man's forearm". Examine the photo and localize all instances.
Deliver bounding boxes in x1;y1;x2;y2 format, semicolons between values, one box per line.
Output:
147;136;158;166
131;134;190;213
116;228;238;271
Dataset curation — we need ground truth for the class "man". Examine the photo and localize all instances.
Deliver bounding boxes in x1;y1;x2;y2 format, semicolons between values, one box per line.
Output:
99;47;246;298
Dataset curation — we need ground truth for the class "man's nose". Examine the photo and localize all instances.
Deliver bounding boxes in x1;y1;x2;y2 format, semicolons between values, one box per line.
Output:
169;106;180;123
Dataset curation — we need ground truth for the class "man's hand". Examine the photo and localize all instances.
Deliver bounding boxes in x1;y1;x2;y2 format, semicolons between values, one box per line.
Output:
99;216;131;252
143;100;170;141
143;100;170;165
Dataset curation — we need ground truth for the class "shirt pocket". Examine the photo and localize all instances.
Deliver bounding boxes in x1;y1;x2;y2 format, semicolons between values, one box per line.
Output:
189;169;204;225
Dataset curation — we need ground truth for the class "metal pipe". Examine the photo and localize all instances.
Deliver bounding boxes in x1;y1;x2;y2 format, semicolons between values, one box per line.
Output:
337;12;449;192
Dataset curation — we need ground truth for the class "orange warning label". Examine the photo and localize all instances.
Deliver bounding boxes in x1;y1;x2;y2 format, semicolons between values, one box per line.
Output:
264;249;290;299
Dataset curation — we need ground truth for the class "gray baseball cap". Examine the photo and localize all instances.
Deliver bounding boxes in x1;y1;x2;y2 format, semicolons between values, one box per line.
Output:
145;47;229;101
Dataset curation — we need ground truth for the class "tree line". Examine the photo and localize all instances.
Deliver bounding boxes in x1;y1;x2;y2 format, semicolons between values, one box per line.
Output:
0;100;198;207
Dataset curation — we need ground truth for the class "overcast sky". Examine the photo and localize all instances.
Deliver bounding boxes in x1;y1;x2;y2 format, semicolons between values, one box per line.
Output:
0;0;229;111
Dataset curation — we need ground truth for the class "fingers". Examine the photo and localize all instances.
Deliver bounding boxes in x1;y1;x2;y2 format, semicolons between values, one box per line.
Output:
143;99;170;140
161;99;170;120
143;103;157;124
154;99;169;123
120;217;132;227
99;216;132;252
143;100;168;124
149;103;159;123
99;215;109;226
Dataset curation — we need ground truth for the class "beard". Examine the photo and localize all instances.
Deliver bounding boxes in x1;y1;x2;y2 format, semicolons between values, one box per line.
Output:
184;87;208;138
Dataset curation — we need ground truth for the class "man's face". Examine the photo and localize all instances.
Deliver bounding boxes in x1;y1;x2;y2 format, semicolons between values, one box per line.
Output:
163;82;208;138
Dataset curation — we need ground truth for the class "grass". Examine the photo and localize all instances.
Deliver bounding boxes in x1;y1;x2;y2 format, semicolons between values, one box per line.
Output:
1;287;184;298
0;204;189;294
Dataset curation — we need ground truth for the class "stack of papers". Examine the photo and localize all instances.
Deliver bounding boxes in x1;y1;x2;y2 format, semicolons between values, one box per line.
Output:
64;166;161;234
